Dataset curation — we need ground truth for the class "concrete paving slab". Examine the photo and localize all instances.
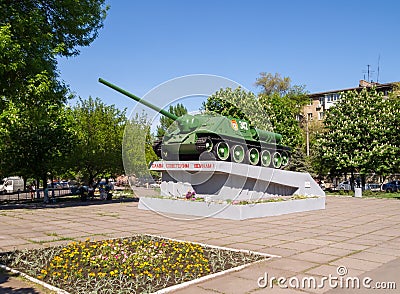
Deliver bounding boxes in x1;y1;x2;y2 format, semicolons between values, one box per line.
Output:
0;196;399;293
0;270;48;294
312;246;357;257
330;257;382;271
276;241;323;252
348;251;397;264
291;252;338;264
266;258;319;272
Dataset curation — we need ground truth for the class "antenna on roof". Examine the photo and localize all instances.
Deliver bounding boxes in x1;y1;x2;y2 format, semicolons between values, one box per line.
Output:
377;54;381;83
362;65;375;83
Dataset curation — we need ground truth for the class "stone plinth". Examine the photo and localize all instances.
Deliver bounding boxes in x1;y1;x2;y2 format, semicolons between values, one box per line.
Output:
136;161;325;220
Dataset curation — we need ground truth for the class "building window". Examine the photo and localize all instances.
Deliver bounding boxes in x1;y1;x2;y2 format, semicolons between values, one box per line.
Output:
307;113;313;121
318;112;324;120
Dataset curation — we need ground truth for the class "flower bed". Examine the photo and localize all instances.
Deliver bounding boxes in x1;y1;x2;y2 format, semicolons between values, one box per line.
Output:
0;235;268;293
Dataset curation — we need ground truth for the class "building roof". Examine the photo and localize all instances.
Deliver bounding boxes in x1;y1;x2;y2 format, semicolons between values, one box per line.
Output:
308;80;397;98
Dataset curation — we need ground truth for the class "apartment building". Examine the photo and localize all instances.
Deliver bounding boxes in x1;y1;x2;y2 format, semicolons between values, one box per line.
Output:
303;80;396;122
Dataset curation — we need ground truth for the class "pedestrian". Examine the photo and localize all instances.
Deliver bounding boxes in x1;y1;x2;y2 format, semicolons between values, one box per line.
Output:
99;184;106;200
88;184;94;200
28;183;34;201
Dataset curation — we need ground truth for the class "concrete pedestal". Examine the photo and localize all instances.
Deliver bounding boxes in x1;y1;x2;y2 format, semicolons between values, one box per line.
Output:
138;161;325;220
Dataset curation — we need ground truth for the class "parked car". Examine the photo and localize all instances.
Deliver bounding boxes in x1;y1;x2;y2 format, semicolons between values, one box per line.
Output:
381;180;400;193
364;183;381;192
337;181;352;191
48;182;62;189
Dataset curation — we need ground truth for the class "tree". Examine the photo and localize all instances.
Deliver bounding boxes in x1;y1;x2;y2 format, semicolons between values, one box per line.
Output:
0;0;108;102
203;87;273;130
156;103;187;137
67;97;126;185
307;121;329;177
124;112;159;182
255;71;309;117
0;96;75;188
373;84;400;176
317;87;398;186
255;72;291;96
0;0;108;185
258;93;305;149
256;72;311;172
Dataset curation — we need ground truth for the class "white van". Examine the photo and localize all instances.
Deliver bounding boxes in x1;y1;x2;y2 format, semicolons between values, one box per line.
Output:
0;176;24;194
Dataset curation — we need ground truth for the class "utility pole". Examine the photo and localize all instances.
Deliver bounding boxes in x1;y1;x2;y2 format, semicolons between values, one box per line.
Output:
306;117;309;156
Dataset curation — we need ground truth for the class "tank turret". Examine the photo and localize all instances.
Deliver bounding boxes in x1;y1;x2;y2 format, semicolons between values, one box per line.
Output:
99;78;290;168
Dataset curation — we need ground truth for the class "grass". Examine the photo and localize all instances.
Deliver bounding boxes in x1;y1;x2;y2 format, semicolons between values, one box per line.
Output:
0;187;138;206
27;236;75;245
0;235;268;293
326;190;400;199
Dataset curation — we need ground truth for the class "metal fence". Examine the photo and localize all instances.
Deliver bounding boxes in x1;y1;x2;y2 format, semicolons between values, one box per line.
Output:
0;188;71;202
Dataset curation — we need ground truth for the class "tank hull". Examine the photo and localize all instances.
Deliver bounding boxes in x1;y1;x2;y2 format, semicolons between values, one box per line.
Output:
153;133;290;169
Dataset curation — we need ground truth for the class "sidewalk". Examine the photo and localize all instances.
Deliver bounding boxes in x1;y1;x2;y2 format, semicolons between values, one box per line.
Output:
1;194;399;293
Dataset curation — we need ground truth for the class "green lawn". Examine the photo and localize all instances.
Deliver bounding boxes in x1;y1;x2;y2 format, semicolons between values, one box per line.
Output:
326;190;400;199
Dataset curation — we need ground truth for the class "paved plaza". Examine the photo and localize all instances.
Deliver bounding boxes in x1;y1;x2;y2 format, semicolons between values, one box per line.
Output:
0;193;399;293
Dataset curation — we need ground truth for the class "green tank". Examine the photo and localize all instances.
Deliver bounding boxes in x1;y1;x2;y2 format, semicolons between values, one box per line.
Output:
99;78;290;168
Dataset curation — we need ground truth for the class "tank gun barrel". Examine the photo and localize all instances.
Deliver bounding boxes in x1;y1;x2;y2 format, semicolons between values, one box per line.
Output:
98;78;178;121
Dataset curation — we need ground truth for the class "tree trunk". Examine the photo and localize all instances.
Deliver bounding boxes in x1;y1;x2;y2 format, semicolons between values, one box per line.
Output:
36;178;40;198
350;171;354;190
42;175;47;189
361;174;366;191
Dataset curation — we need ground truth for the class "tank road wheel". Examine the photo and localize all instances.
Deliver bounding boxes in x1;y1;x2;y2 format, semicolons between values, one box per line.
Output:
272;152;282;169
260;150;271;167
281;151;289;167
204;138;213;152
215;141;230;161
247;148;260;165
231;145;245;163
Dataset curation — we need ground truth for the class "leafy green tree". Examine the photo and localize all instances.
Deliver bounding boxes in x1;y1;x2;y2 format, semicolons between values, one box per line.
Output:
372;84;400;176
124;112;159;182
68;97;126;185
258;93;304;149
256;72;311;172
156;103;187;137
0;0;108;102
203;87;273;130
255;72;291;96
0;96;75;187
317;87;398;186
307;121;329;176
0;0;108;186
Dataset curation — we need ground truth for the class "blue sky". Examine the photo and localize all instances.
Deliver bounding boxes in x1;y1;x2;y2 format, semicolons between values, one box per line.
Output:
57;0;400;113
